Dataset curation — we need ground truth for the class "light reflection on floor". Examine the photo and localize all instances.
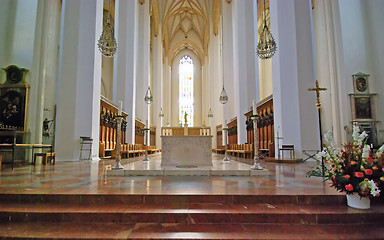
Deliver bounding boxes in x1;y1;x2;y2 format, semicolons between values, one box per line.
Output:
0;153;340;196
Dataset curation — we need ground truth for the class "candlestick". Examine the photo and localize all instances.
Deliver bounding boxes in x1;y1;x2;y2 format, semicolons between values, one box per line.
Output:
118;101;122;115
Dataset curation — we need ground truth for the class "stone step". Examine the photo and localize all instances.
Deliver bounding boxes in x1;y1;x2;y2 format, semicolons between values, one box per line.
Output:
1;202;383;224
0;222;383;239
0;193;347;205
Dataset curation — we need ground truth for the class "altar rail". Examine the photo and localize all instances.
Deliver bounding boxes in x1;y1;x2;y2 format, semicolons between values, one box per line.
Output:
161;127;211;136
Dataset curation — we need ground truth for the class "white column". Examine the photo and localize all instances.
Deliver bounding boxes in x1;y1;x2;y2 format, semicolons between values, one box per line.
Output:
135;0;151;128
28;0;61;145
253;0;260;103
222;0;235;133
270;0;319;158
113;0;138;144
232;0;258;144
56;0;103;161
152;28;163;148
313;0;346;145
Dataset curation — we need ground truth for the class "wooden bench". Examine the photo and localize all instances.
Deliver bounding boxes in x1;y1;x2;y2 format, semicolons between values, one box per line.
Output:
212;146;225;154
227;144;253;158
33;152;56;165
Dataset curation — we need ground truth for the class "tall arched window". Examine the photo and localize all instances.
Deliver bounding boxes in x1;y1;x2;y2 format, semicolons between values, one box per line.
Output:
179;55;194;126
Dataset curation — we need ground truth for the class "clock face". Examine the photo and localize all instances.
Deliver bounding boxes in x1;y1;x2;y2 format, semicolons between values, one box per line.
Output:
356;77;368;92
6;66;22;84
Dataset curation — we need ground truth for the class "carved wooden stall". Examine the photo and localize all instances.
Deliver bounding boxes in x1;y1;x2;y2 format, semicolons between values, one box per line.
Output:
99;96;128;157
135;120;145;145
245;95;274;157
216;124;223;148
228;118;237;145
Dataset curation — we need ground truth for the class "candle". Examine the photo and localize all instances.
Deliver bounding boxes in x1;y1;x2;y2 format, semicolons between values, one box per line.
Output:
146;120;148;128
118;101;122;115
224;120;227;128
253;100;256;115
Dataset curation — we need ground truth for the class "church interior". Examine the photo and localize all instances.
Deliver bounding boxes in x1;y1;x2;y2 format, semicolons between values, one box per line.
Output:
0;0;383;238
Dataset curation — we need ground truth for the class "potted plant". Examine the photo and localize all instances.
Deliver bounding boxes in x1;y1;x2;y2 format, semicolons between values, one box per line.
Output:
310;126;384;209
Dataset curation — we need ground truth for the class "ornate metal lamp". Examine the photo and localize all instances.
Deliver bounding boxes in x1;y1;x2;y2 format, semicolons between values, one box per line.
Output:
143;87;153;162
159;107;165;118
256;0;277;59
208;108;213;118
144;87;153;105
97;4;117;57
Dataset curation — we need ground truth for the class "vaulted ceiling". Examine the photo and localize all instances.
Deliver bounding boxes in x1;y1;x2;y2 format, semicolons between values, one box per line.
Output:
156;0;220;65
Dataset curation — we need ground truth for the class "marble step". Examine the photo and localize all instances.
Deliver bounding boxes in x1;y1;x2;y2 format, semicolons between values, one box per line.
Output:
0;193;347;205
1;202;383;224
0;222;384;239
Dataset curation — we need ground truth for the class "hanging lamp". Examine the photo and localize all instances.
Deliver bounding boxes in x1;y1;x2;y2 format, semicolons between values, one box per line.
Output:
97;0;117;57
144;87;153;105
219;10;228;105
256;0;277;59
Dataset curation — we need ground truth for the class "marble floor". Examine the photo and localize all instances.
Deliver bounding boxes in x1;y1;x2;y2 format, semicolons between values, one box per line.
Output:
0;153;339;196
108;154;270;176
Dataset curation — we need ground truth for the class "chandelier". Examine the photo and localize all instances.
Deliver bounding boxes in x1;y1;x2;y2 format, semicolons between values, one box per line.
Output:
256;0;277;59
144;87;153;105
219;12;228;105
97;6;117;57
219;87;228;104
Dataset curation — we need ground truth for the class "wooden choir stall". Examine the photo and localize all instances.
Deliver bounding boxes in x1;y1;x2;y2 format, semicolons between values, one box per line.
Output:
245;95;275;158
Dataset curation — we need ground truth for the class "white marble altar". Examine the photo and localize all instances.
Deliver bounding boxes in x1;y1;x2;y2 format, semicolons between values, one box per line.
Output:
161;135;213;167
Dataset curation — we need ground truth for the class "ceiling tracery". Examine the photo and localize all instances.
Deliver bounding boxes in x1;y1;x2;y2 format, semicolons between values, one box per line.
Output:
162;0;212;64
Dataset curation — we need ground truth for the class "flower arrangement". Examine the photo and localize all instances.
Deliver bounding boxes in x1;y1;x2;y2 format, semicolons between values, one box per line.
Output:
312;126;384;198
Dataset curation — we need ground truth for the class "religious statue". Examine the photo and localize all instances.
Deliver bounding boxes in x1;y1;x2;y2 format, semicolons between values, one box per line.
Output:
184;112;188;125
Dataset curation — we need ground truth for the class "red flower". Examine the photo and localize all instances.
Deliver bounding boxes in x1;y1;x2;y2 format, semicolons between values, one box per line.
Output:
343;175;350;179
365;169;373;175
366;156;374;163
345;184;354;191
354;172;364;178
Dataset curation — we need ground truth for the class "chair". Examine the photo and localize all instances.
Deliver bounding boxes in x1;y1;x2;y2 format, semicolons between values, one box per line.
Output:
279;145;295;159
33;152;56;165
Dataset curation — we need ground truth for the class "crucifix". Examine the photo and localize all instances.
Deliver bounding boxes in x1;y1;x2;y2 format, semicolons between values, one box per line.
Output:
308;80;327;176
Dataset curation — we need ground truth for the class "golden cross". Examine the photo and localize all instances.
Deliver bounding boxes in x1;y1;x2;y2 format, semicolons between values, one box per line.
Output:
308;80;327;109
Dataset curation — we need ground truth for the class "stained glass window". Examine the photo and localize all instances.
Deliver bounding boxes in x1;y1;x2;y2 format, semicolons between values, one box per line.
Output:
179;55;194;126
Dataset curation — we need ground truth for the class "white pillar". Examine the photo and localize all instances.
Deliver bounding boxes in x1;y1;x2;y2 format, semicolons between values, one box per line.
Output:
232;0;258;144
114;0;138;144
270;0;319;158
313;0;346;145
135;0;151;129
152;28;163;148
56;0;103;161
222;0;235;135
28;0;60;145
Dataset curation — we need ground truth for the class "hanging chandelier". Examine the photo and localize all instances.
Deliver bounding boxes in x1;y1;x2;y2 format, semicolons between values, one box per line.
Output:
256;0;277;59
97;6;117;57
219;11;228;105
219;87;228;104
144;87;153;105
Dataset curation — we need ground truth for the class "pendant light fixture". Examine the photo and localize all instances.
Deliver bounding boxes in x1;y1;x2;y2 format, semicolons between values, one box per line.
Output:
219;9;228;105
97;0;117;57
256;0;277;59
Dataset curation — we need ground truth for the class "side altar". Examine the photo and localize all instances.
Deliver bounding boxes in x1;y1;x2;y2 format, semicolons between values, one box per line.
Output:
161;135;212;167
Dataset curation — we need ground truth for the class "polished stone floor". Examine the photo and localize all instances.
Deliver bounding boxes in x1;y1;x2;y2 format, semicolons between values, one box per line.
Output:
0;153;339;196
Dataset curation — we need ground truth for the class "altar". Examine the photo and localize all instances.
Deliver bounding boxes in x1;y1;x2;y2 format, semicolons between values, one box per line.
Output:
161;135;212;167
